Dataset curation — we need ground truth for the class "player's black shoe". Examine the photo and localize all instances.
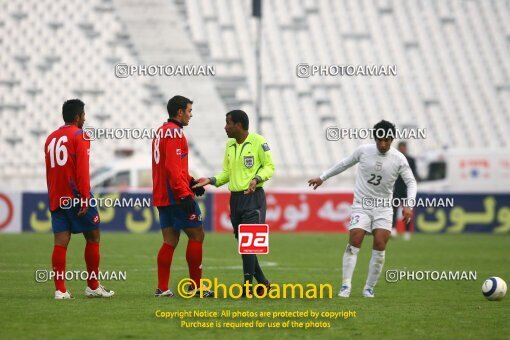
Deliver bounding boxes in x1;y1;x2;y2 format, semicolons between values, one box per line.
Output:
155;288;175;297
256;281;272;296
241;287;254;298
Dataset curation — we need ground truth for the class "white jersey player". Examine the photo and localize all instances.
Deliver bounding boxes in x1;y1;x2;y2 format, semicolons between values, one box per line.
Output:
308;120;417;298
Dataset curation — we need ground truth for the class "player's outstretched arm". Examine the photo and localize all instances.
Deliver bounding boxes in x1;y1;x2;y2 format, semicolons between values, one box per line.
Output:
318;146;363;183
200;140;231;189
308;177;323;190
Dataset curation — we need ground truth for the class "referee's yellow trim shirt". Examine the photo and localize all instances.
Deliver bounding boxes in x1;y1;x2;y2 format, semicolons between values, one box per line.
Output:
212;133;275;192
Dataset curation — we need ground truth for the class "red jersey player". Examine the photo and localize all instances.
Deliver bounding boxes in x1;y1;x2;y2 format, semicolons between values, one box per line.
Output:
152;95;213;297
45;99;114;299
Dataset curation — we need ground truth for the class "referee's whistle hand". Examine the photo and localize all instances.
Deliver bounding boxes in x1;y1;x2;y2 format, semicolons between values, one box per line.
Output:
192;177;211;188
244;179;257;195
308;177;323;190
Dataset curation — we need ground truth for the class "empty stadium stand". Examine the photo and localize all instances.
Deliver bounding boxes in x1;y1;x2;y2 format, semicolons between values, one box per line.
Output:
1;0;509;188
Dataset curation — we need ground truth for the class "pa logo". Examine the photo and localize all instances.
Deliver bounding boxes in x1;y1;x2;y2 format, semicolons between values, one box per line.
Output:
238;224;269;254
244;155;254;168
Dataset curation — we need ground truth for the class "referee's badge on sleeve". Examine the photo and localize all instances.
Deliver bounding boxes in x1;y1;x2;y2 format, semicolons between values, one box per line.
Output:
244;155;254;168
262;143;270;151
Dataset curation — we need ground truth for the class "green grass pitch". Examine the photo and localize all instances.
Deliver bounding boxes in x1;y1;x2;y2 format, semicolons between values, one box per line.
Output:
0;233;509;339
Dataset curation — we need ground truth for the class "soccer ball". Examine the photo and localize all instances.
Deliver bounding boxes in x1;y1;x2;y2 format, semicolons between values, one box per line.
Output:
482;277;507;301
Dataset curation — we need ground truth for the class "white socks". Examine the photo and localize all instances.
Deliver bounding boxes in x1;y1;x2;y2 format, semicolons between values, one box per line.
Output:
364;249;386;290
343;245;386;291
342;244;360;287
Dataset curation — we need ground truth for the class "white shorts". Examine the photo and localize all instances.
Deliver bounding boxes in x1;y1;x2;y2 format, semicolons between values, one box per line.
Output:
348;203;393;233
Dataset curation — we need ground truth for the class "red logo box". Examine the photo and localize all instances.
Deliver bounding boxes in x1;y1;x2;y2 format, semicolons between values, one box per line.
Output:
238;224;269;254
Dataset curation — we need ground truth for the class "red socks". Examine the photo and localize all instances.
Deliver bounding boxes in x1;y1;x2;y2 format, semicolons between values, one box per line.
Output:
186;240;203;288
52;242;101;293
52;245;67;293
157;243;175;291
157;241;202;291
85;242;100;290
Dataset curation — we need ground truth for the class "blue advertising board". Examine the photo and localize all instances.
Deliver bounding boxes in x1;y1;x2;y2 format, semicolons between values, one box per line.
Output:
20;191;509;233
22;192;213;233
414;193;510;233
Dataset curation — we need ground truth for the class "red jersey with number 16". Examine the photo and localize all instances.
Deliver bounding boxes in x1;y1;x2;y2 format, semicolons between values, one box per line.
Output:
44;125;91;212
152;119;194;206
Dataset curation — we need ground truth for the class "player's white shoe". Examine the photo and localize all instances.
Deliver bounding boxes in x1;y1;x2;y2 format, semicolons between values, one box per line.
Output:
85;284;115;298
338;285;351;298
363;288;375;298
403;232;411;241
155;288;175;297
54;290;73;299
188;288;215;298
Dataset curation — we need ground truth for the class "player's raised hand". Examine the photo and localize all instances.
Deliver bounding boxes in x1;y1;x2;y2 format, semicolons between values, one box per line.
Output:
308;177;323;190
402;207;413;224
192;177;211;189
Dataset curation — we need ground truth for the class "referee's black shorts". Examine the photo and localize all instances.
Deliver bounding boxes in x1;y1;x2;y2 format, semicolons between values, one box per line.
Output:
229;187;266;238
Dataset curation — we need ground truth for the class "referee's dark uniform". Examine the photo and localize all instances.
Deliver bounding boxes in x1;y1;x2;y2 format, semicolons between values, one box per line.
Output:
209;131;275;287
392;152;419;231
229;189;267;236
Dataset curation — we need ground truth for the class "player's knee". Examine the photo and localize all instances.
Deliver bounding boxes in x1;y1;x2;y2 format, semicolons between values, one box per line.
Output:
345;243;360;255
54;232;71;247
83;229;100;243
349;240;362;249
373;241;386;251
165;238;179;248
54;238;70;247
349;234;364;248
184;227;204;242
190;233;204;242
192;228;205;242
87;234;100;243
165;234;180;247
372;229;390;251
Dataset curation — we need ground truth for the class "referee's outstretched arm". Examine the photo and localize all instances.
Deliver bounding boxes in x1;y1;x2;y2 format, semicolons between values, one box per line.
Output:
212;140;231;187
192;140;230;189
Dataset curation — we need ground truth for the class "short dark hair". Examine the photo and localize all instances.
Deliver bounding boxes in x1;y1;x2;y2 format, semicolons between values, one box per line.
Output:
373;120;396;140
62;99;85;123
167;95;193;118
398;141;407;148
227;110;249;130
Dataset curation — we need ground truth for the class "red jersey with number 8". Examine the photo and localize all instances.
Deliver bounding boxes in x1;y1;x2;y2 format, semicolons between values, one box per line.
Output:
152;120;194;206
44;125;91;211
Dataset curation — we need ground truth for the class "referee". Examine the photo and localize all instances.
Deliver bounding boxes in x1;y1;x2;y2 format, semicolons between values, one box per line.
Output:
193;110;275;295
392;142;419;240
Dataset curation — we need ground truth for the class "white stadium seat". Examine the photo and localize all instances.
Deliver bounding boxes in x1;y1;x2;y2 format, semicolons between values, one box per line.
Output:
0;0;509;187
